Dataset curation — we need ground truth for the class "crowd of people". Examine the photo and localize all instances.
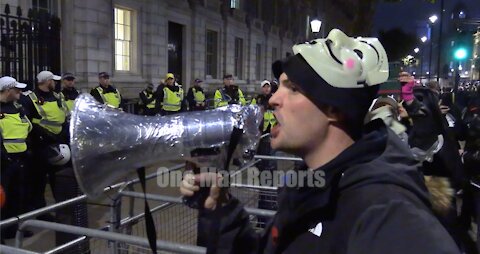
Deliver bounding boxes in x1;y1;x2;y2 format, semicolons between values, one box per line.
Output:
137;72;274;116
1;27;479;254
0;71;85;246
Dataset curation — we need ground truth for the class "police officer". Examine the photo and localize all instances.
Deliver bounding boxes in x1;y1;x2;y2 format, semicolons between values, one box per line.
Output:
0;76;33;239
21;71;89;249
186;78;206;111
19;71;69;208
61;73;79;112
156;73;185;115
139;83;157;116
213;74;246;108
252;80;277;133
252;80;278;226
90;72;122;108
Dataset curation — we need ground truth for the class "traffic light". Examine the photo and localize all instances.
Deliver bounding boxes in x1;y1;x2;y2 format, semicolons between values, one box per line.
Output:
454;47;467;60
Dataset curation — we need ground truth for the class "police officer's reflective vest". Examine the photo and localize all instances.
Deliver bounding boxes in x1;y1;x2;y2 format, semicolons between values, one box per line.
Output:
0;103;32;153
28;92;68;135
96;86;121;108
192;88;205;104
214;88;246;108
65;98;75;112
162;86;184;112
63;89;79;112
142;91;156;109
263;110;277;132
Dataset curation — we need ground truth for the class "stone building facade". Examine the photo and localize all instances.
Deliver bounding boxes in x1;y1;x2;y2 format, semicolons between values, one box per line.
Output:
472;28;480;80
2;0;353;99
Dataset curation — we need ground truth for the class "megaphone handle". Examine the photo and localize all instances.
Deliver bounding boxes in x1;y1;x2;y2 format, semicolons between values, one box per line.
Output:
182;165;211;209
183;127;244;210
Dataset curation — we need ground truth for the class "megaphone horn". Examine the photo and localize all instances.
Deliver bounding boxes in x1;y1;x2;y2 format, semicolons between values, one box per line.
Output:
70;94;262;199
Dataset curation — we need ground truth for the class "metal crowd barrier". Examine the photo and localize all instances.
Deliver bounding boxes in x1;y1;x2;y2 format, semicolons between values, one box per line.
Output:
0;244;39;254
1;155;302;254
15;220;205;254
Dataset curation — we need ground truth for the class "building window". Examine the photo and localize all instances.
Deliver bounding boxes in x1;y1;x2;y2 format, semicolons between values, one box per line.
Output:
234;37;243;79
272;47;278;62
32;0;56;14
252;0;259;18
206;30;218;78
114;7;132;71
230;0;240;9
273;2;279;24
256;44;262;80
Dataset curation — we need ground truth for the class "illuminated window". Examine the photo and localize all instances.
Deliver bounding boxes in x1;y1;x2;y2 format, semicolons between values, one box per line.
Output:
114;7;132;71
32;0;55;14
230;0;240;9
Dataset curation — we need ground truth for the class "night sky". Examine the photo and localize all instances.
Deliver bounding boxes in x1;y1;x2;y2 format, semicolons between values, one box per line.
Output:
373;0;480;36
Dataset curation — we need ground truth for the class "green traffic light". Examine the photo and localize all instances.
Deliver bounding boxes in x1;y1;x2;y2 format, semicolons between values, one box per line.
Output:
454;48;467;60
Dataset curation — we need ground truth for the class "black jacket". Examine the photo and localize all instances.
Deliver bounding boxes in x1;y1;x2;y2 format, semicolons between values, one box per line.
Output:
255;94;274;133
139;89;156;107
463;96;480;182
198;120;460;254
255;94;273;110
62;87;80;101
403;88;466;189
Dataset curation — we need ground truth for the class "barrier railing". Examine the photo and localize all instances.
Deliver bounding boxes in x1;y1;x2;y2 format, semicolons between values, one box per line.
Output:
15;220;206;254
2;155;303;253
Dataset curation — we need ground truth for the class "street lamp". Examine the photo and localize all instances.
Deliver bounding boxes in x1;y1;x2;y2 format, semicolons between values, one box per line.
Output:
419;38;427;79
310;19;322;39
428;14;438;80
413;47;422;78
453;47;468;94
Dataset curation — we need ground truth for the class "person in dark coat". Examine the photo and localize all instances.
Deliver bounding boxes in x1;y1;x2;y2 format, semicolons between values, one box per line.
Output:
138;83;157;116
186;79;206;111
400;72;472;253
459;93;480;253
180;29;460;254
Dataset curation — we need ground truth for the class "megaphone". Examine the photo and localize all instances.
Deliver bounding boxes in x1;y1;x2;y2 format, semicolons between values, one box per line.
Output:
70;94;262;198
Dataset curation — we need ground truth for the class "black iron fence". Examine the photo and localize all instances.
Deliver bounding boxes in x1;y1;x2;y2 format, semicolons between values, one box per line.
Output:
0;4;61;89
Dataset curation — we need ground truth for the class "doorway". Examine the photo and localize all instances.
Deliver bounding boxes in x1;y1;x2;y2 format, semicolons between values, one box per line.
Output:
168;22;184;85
